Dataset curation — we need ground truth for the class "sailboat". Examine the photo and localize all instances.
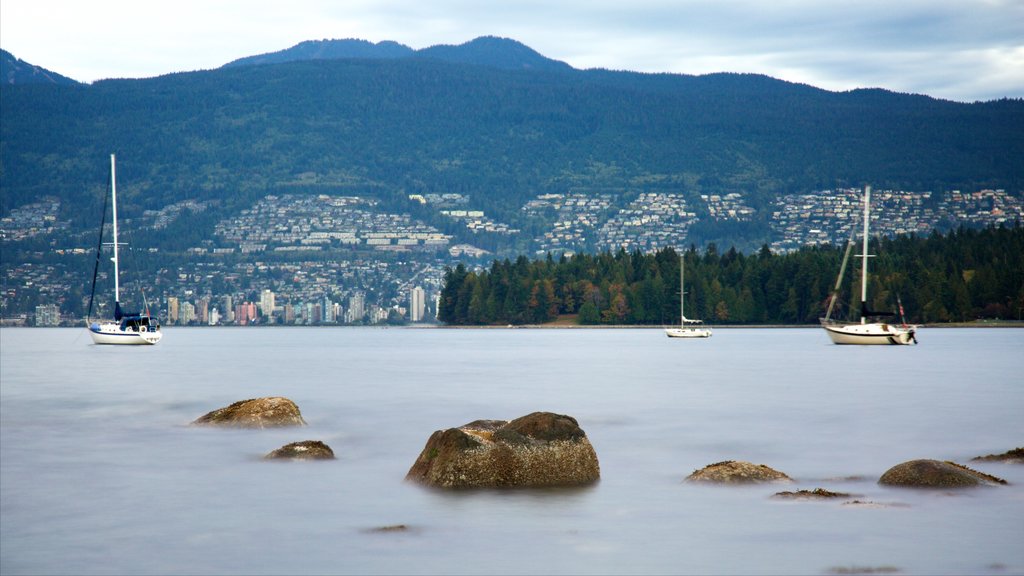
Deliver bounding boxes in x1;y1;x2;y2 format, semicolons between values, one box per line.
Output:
665;254;711;338
820;186;916;345
87;154;163;345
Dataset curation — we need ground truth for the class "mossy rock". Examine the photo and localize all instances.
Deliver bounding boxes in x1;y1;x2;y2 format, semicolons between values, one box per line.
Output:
878;459;1007;488
192;397;307;429
685;460;793;484
406;411;600;489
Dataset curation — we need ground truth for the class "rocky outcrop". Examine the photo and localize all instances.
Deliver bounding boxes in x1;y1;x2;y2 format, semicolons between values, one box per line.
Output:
878;459;1007;488
971;447;1024;464
406;412;600;488
191;397;307;429
264;440;335;460
685;460;793;484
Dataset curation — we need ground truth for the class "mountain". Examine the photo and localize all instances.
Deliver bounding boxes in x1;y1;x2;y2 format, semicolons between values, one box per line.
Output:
1;49;80;85
1;38;1022;255
416;36;572;72
223;39;415;68
223;36;572;72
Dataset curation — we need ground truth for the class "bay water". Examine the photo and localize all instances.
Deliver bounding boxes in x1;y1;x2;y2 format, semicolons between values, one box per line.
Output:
1;327;1022;575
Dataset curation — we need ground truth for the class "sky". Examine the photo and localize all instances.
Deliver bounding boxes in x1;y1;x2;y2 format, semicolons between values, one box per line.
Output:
2;0;1022;103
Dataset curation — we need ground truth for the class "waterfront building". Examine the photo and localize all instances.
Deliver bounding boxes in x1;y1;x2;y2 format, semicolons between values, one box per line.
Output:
410;286;426;322
260;290;275;322
35;303;60;326
167;297;179;324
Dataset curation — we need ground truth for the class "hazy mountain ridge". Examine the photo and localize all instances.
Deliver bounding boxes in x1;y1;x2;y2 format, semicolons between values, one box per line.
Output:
222;36;572;72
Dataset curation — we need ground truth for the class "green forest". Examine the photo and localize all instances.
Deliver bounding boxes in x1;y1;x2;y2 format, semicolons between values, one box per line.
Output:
437;225;1024;326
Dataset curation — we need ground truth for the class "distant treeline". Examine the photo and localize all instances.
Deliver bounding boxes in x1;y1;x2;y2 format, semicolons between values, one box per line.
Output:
438;225;1024;325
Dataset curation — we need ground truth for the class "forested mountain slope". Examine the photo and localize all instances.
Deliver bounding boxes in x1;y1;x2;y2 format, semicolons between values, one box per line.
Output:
2;38;1022;252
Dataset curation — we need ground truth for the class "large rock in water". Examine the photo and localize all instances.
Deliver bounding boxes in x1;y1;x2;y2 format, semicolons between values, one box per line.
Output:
191;397;307;429
878;459;1007;488
264;440;335;460
406;412;600;488
685;460;793;484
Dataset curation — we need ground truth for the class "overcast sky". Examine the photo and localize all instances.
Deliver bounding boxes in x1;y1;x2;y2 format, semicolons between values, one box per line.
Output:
2;0;1022;102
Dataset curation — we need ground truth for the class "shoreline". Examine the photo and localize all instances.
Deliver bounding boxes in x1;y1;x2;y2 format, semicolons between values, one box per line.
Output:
7;321;1023;330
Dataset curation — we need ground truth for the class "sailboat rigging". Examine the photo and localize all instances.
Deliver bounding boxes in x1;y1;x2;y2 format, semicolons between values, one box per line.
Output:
86;154;162;345
665;253;711;339
820;186;916;345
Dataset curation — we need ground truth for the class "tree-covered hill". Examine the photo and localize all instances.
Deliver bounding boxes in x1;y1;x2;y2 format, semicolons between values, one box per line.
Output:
438;225;1024;326
2;38;1023;253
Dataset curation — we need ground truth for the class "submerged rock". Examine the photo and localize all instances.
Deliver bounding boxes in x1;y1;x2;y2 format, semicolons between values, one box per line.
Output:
685;460;793;484
878;459;1007;488
971;447;1024;464
264;440;335;460
773;488;852;500
406;412;600;488
192;397;307;429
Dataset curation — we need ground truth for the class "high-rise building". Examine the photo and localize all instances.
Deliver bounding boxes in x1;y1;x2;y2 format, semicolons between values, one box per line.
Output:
167;297;179;324
209;307;220;326
222;295;234;323
179;301;196;324
410;286;426;322
321;295;335;323
196;297;209;324
260;290;275;321
348;292;365;323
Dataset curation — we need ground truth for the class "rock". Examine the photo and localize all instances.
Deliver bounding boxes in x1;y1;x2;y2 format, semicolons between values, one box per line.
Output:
971;447;1024;464
878;459;1007;488
406;411;600;488
685;460;793;484
264;440;335;460
192;397;307;429
364;524;412;533
773;488;852;500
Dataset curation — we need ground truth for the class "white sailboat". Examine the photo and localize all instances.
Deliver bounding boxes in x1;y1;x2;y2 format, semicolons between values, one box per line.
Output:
820;186;916;345
665;254;711;338
87;154;163;345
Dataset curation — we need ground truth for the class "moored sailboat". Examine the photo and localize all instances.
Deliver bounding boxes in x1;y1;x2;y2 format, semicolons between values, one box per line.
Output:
87;154;162;345
665;253;711;338
820;186;916;345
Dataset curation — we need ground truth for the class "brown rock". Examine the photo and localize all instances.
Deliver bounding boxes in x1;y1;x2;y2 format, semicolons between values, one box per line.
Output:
878;459;1007;488
192;397;307;429
971;447;1024;464
685;460;793;484
264;440;335;460
406;411;600;488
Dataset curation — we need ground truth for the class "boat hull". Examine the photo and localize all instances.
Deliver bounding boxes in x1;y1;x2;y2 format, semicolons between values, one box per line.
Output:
821;322;915;345
665;327;712;338
89;322;162;345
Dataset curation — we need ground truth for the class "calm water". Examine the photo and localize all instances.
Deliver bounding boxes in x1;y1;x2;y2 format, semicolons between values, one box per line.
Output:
1;327;1022;575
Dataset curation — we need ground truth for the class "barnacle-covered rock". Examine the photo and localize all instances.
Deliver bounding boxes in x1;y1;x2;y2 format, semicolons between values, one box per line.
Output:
406;412;600;488
685;460;793;484
192;397;307;429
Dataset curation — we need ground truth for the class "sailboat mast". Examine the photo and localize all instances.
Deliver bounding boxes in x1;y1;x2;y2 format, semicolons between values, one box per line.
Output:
110;154;120;304
680;256;685;321
859;185;871;324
